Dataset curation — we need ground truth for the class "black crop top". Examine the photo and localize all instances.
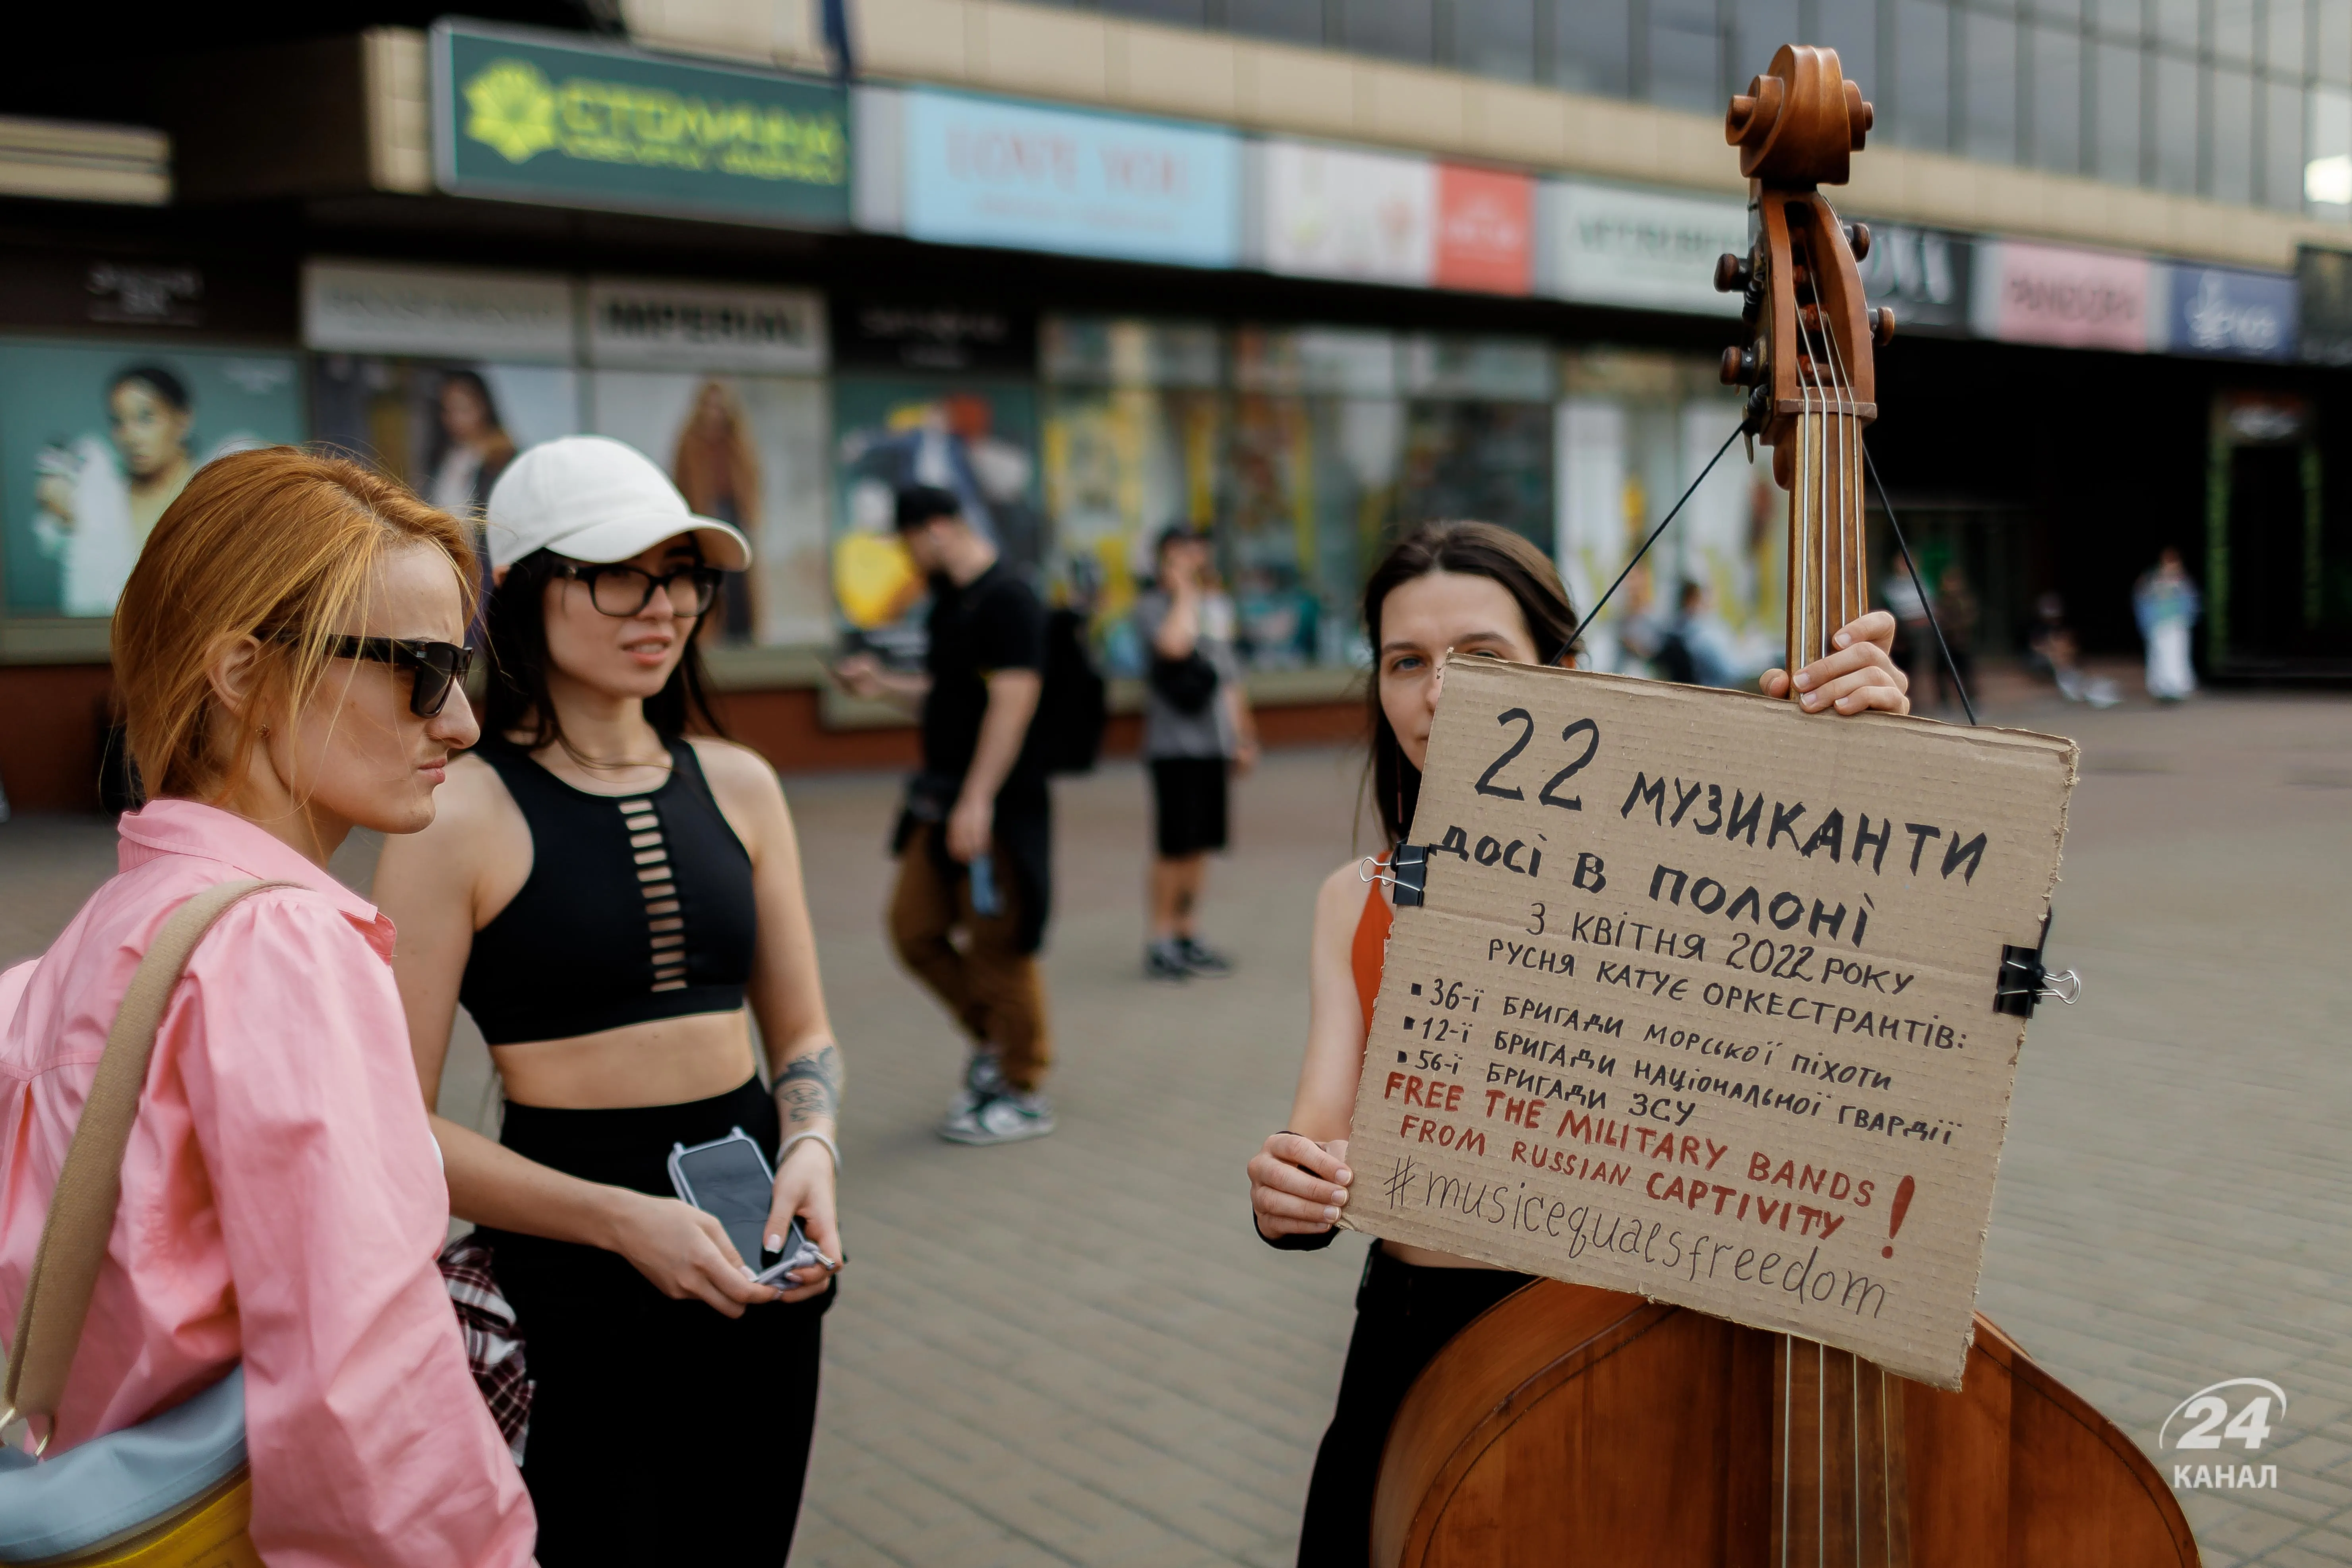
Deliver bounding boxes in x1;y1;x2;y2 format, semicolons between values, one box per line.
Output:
460;737;757;1046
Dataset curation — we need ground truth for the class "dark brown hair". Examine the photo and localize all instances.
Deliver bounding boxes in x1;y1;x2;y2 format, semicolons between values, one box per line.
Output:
482;546;726;756
1363;521;1580;845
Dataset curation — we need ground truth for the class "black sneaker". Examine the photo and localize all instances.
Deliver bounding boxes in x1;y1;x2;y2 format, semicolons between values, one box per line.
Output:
1144;941;1190;983
1176;936;1233;977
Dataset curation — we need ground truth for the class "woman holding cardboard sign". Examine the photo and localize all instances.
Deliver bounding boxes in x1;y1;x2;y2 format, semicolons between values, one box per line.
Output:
1246;519;1907;1565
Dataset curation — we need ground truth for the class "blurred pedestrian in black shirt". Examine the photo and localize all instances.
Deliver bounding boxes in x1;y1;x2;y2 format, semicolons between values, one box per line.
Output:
832;486;1057;1144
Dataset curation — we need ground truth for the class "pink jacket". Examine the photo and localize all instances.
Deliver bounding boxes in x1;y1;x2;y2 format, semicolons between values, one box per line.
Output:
0;800;535;1567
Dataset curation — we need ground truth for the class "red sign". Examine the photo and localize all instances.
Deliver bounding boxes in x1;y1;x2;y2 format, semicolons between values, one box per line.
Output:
1433;165;1533;296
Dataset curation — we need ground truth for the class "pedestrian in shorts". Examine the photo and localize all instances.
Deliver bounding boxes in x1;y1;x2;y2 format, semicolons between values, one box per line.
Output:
1133;525;1257;982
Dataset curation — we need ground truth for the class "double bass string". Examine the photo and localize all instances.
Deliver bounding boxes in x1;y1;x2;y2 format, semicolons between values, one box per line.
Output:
1864;443;1980;727
1793;217;1887;1568
1804;195;1978;729
1575;422;1745;635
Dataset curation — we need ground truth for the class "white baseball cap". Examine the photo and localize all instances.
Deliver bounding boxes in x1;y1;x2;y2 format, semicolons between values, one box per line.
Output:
483;435;751;571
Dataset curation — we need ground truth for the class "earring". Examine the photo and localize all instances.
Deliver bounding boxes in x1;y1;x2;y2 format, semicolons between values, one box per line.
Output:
259;725;271;739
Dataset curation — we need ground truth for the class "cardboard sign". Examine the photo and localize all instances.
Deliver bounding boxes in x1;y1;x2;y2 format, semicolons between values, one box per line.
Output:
1343;661;2077;1388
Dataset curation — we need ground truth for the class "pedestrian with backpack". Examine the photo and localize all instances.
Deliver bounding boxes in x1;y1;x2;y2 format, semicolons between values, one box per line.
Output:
1134;525;1257;982
831;486;1059;1145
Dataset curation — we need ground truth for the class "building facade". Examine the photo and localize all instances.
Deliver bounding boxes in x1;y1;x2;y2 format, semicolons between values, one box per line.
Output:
0;0;2346;809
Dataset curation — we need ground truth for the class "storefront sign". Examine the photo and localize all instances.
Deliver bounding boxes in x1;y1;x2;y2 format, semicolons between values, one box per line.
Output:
431;21;850;227
832;300;1036;373
586;279;827;373
1969;240;2151;352
899;89;1240;268
2161;265;2296;360
1546;182;1748;317
302;260;575;361
1262;141;1436;288
2296;246;2352;365
0;252;294;338
85;263;203;328
1854;223;1971;337
1434;166;1535;296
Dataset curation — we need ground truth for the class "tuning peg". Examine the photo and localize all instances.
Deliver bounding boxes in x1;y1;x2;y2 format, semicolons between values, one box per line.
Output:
1845;81;1874;149
1718;345;1762;386
1845;222;1871;261
1872;307;1897;345
1713;252;1753;294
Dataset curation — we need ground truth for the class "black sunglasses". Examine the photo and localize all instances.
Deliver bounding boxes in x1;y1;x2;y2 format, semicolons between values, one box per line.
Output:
271;633;475;717
553;561;725;619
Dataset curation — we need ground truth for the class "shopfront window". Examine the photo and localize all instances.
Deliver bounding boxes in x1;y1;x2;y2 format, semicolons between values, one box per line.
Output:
1041;318;1225;676
1556;350;1787;686
2030;23;2085;173
1038;320;1798;685
1452;0;1538;79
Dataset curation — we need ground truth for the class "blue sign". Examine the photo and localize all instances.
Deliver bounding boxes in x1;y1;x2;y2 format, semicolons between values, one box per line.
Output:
901;89;1241;269
2165;264;2298;361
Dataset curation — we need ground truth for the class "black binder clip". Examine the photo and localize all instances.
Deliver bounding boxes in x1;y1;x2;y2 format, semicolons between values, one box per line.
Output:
1361;845;1431;908
1993;914;2081;1018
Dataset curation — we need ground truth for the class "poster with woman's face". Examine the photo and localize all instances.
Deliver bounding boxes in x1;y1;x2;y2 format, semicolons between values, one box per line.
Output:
0;341;305;617
309;356;581;517
588;371;833;648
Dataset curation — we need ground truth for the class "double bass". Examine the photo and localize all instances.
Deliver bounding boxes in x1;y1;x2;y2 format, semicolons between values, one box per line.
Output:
1367;46;2198;1568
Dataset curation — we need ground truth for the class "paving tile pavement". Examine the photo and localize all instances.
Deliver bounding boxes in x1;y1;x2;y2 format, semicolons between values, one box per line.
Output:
1;688;2348;1566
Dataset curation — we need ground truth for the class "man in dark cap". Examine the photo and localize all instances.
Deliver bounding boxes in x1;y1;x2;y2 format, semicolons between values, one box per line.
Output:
832;485;1056;1144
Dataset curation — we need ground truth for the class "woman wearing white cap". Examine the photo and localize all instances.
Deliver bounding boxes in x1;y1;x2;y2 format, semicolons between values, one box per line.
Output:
375;435;846;1564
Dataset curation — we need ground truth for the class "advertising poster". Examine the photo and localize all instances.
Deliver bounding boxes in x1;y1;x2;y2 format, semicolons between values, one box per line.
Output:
830;378;1040;658
588;372;832;647
0;341;304;618
306;258;583;619
310;357;581;522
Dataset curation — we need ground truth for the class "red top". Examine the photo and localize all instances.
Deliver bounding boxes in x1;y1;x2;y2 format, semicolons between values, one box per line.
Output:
1351;858;1392;1030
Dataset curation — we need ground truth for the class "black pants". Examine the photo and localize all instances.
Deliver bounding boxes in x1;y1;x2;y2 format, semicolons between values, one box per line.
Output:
485;1078;834;1566
1297;1246;1532;1567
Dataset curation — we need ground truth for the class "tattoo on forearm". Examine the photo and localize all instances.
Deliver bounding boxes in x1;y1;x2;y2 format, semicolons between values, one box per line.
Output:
777;1044;842;1130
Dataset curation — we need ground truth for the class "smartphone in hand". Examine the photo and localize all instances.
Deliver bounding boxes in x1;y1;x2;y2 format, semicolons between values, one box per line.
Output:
668;1127;835;1286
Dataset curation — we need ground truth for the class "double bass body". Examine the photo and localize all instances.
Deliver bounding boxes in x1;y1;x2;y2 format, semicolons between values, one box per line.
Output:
1371;1282;2198;1566
1367;45;2199;1568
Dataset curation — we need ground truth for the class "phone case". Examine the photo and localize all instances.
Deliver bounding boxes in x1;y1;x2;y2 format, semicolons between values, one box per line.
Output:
668;1127;834;1286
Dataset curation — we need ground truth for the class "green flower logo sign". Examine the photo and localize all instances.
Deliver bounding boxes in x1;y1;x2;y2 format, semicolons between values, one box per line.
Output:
464;59;559;164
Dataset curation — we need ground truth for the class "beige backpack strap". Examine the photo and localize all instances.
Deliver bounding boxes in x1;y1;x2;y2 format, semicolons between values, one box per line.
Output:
3;879;294;1448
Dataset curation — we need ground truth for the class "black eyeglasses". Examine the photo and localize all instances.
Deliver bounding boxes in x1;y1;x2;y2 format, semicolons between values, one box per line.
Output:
271;633;475;718
554;562;725;619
